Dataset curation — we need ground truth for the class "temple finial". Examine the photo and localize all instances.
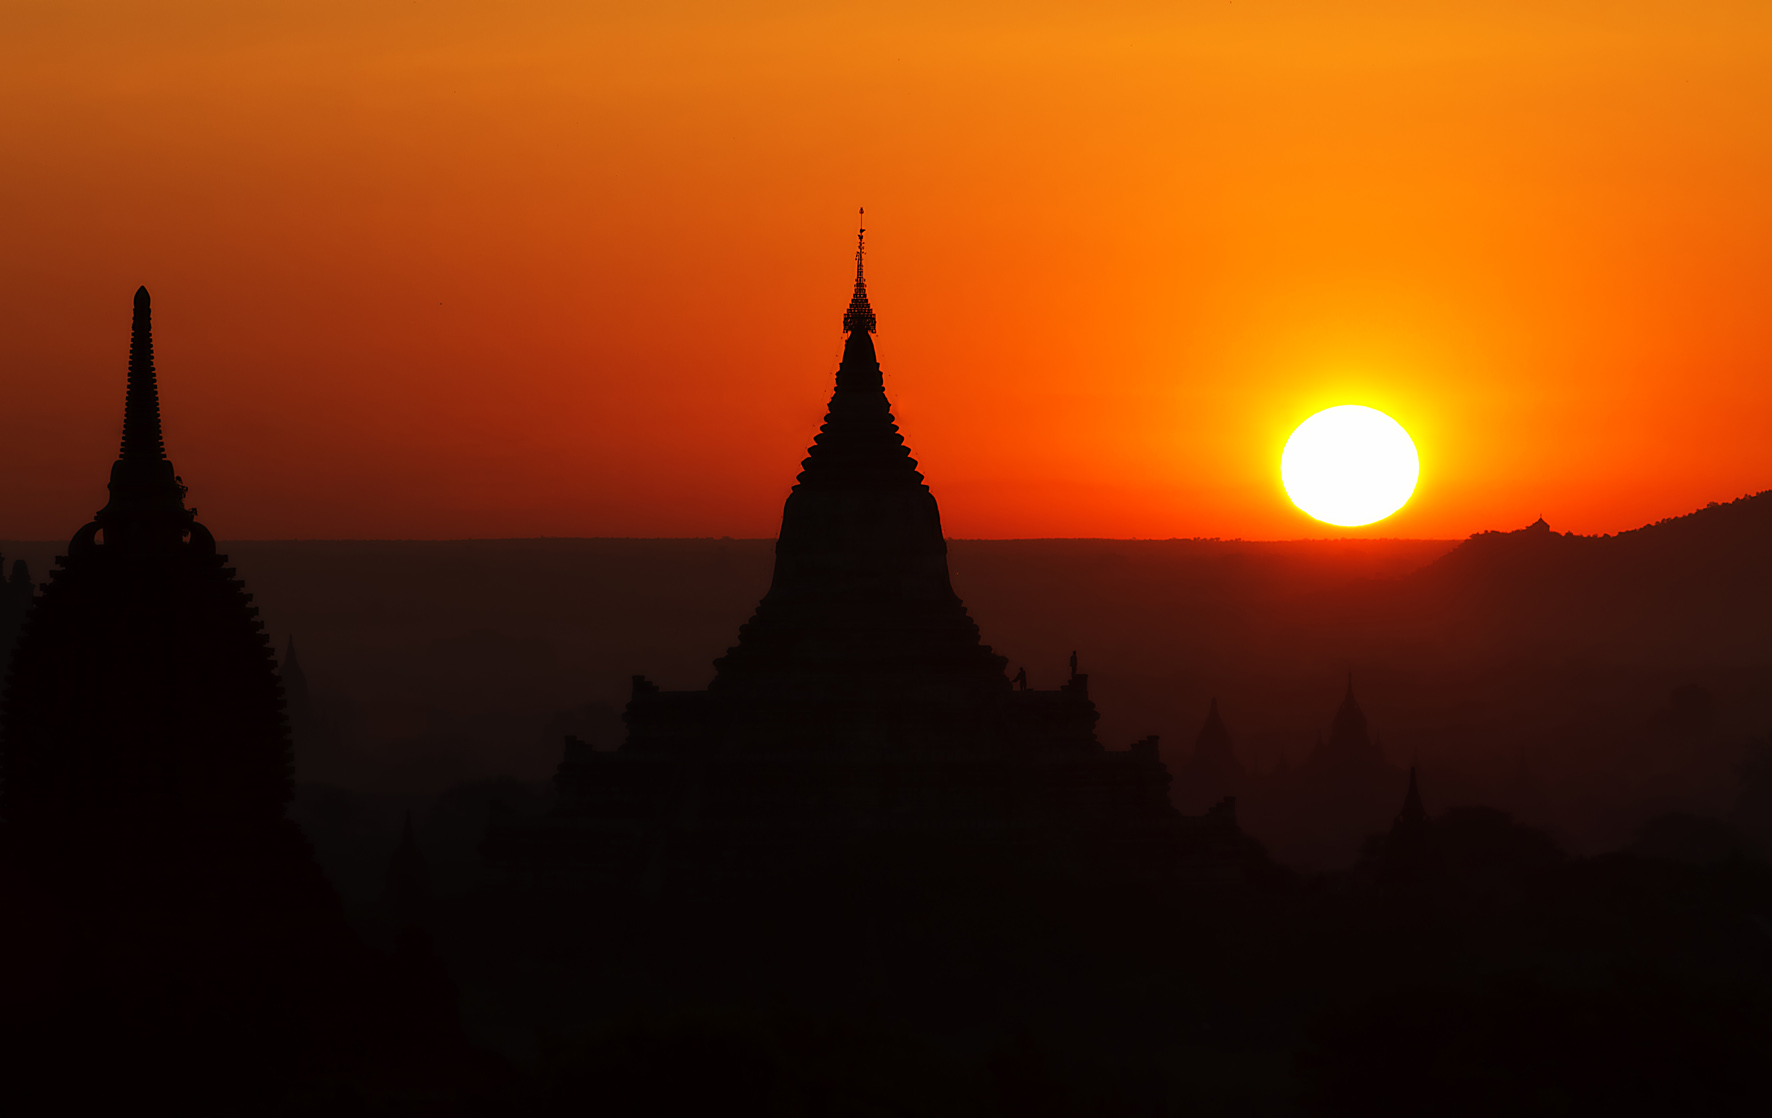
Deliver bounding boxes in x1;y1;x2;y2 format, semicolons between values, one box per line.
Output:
86;286;194;556
842;208;876;335
121;285;167;463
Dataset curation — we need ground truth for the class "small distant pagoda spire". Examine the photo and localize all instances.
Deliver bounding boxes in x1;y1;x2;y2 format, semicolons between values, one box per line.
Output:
1378;766;1435;894
121;286;167;462
1314;670;1379;769
842;208;876;335
1396;766;1427;829
1197;697;1230;754
1184;696;1243;789
1332;672;1365;733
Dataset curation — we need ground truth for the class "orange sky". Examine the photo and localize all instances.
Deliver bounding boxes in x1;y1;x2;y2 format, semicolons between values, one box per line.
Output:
2;1;1768;540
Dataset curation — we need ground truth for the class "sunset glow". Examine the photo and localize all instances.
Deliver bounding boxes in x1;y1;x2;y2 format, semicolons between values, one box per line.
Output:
1;2;1767;541
1281;406;1420;527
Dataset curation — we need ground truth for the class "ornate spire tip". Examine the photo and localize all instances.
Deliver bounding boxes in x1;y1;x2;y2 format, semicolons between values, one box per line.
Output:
120;284;167;463
842;208;876;335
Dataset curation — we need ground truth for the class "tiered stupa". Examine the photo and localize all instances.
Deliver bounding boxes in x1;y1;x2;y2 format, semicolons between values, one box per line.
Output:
703;224;1013;750
490;225;1241;890
3;287;292;856
0;289;471;1105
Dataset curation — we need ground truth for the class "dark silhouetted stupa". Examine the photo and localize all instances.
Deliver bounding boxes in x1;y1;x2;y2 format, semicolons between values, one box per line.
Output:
0;289;481;1106
490;227;1241;890
3;287;292;863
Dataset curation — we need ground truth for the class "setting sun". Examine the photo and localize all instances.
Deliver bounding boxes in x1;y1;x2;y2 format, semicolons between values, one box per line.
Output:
1281;405;1420;527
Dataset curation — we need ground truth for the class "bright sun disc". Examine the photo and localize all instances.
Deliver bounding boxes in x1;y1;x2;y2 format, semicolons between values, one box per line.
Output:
1281;405;1419;527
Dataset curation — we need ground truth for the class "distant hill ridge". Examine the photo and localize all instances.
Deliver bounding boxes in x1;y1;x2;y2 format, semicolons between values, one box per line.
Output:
1441;488;1771;546
1402;489;1772;666
1623;488;1772;536
1420;488;1772;572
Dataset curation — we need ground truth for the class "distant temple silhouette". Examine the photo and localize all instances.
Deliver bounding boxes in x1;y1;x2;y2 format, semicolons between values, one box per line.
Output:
1177;696;1245;812
1239;674;1410;868
490;227;1244;886
1305;674;1390;772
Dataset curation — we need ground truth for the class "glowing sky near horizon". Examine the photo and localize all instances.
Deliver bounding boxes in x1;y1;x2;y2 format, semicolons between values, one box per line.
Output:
1;2;1767;541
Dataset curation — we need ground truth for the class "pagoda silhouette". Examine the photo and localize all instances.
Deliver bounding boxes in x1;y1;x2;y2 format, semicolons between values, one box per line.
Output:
1304;674;1392;773
1176;697;1246;813
3;286;293;868
1241;674;1409;867
489;225;1244;890
0;289;487;1106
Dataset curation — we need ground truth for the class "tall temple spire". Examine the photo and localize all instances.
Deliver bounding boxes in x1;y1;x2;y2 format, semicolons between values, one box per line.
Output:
6;288;292;831
842;208;876;335
84;287;198;556
121;286;167;462
708;218;1008;717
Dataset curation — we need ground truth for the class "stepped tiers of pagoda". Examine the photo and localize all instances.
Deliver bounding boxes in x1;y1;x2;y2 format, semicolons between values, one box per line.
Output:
2;287;291;860
0;290;484;1104
489;233;1248;889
